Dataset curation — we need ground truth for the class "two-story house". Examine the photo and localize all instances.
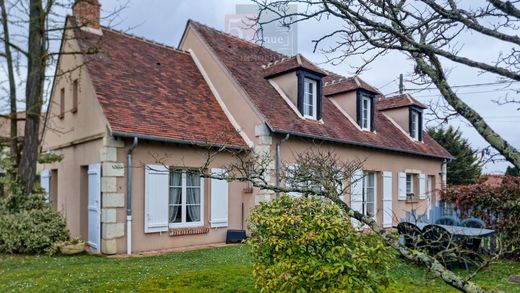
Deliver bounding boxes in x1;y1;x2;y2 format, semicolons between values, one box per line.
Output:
40;0;451;255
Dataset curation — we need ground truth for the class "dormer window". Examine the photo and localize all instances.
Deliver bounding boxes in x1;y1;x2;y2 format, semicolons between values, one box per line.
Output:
303;78;317;119
409;107;423;141
296;70;323;120
361;95;372;130
263;54;325;121
356;90;375;131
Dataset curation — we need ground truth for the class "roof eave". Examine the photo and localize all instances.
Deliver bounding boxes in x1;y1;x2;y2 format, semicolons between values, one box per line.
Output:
266;124;453;160
111;131;249;151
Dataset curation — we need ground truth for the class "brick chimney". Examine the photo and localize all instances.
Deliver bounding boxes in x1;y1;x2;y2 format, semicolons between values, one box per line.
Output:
73;0;101;30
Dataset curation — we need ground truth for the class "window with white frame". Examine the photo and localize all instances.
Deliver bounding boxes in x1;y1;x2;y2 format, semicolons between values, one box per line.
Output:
410;111;420;139
169;170;202;227
363;171;376;217
303;78;317;119
427;175;434;198
406;173;414;196
361;95;372;130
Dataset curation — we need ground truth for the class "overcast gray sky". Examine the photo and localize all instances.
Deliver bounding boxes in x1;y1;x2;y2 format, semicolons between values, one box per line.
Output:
97;0;519;173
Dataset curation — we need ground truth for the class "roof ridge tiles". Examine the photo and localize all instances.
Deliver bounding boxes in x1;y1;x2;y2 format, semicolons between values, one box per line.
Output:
101;26;189;55
262;56;292;69
188;19;286;57
324;77;350;86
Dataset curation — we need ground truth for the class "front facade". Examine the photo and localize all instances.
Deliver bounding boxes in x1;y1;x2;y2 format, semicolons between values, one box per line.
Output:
40;0;451;255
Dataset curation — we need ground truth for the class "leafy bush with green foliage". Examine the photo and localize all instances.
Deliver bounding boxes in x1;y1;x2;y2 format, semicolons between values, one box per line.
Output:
442;176;520;250
0;157;69;255
248;195;396;292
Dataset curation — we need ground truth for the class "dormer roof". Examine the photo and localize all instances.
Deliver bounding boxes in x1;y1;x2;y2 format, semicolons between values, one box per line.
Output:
262;54;328;78
323;76;380;96
377;93;427;111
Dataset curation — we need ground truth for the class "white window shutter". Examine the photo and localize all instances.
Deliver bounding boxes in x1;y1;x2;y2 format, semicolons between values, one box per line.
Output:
419;174;426;199
210;168;228;228
398;172;407;200
382;171;393;228
144;165;169;233
40;170;50;202
350;170;364;228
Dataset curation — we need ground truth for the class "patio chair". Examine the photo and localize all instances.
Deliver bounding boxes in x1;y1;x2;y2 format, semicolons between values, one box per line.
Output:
435;216;460;226
460;218;485;229
397;222;424;249
423;224;482;269
422;224;459;266
460;218;486;262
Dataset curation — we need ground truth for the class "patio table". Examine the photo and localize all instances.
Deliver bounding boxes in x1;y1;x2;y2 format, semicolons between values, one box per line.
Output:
414;222;495;237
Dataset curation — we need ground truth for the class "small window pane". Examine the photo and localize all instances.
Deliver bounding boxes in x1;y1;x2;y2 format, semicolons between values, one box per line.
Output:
186;205;200;222
186;171;201;223
170;170;182;186
306;101;313;115
411;111;419;139
72;79;78;113
186;171;200;187
406;174;413;194
169;187;182;223
363;172;376;217
361;96;371;129
366;202;375;217
303;78;316;118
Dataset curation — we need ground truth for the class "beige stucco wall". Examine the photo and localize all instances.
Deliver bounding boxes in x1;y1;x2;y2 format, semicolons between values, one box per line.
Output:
274;136;442;226
42;26;108;151
114;140;255;254
271;72;298;107
329;91;358;121
179;26;263;146
41;138;103;239
382;107;410;133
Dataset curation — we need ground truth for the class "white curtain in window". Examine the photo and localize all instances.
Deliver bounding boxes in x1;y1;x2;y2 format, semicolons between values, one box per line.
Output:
169;171;182;223
186;172;201;222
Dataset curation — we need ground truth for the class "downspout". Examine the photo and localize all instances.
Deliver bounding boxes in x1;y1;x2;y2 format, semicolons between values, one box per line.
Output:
275;134;290;198
440;159;448;192
126;137;138;256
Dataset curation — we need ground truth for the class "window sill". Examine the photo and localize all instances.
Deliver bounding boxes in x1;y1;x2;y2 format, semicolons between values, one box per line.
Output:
169;226;209;237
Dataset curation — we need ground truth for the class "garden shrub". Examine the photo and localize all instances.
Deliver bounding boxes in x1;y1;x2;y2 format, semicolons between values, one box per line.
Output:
0;158;69;255
248;195;396;292
442;176;520;250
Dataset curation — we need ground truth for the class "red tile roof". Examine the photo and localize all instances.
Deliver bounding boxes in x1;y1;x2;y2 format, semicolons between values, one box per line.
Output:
377;93;427;110
73;22;246;148
324;76;380;96
189;20;451;159
263;54;327;78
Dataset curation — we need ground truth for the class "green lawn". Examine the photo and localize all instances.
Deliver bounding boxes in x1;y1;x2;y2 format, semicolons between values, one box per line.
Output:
0;245;519;292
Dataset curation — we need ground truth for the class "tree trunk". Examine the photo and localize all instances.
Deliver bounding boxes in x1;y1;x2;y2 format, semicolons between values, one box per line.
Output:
0;0;18;165
19;0;45;192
